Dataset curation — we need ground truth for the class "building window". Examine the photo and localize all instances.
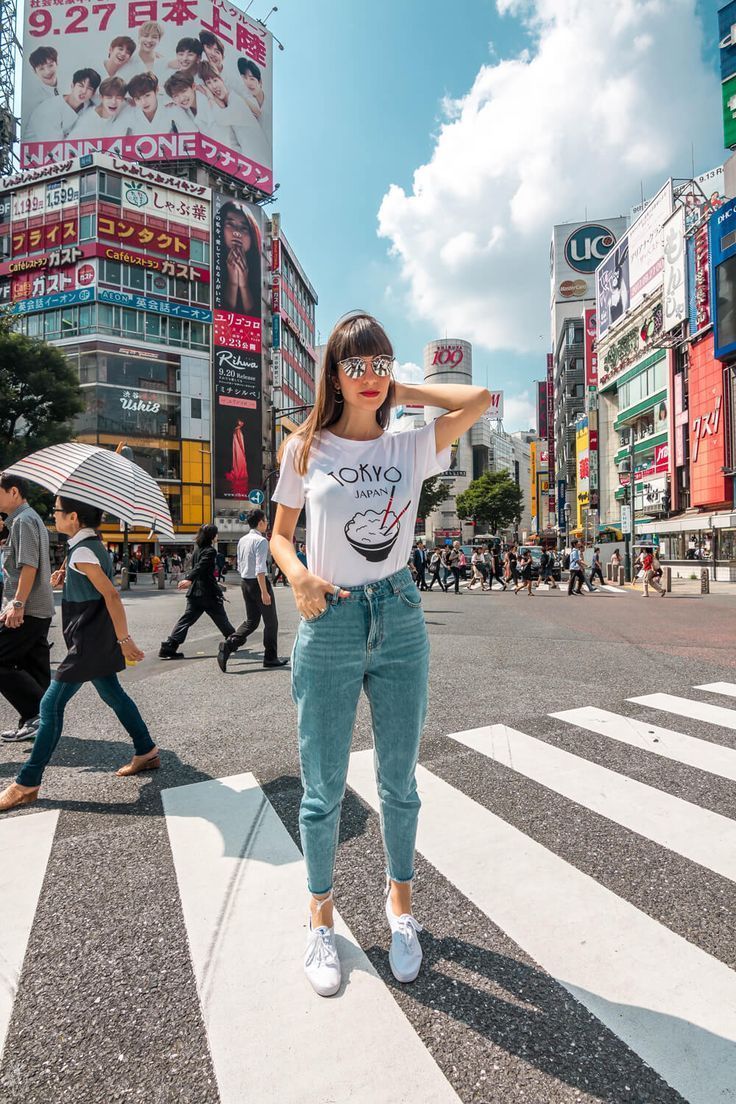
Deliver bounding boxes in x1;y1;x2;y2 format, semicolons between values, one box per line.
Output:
190;239;209;264
80;214;96;241
99;173;122;202
190;397;202;419
79;172;97;199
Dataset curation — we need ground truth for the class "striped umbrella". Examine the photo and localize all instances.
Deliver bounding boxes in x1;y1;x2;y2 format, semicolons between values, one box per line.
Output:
4;442;175;539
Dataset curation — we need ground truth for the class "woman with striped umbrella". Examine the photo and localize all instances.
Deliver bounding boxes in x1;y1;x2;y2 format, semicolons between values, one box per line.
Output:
0;495;159;812
0;444;170;811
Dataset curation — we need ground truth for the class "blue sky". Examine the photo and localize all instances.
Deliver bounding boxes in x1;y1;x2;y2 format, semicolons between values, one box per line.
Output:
268;0;728;430
269;0;525;370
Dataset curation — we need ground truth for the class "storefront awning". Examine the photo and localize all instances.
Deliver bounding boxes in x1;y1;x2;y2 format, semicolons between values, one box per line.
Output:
637;512;736;535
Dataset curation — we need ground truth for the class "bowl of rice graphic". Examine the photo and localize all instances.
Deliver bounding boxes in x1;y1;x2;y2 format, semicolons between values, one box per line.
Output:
345;509;400;561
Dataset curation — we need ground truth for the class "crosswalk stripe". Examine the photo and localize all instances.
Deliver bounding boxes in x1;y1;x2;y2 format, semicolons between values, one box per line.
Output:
551;706;736;782
162;774;460;1104
446;723;736;883
0;811;59;1059
696;682;736;699
629;693;736;731
347;749;736;1104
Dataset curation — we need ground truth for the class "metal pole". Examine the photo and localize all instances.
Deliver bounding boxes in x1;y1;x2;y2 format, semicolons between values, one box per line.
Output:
121;522;130;591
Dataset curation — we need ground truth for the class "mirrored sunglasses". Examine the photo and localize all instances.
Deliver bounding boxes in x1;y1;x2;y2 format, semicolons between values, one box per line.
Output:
338;355;395;379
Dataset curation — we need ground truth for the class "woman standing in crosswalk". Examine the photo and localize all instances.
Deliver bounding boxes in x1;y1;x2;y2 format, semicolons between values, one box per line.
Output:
270;312;491;997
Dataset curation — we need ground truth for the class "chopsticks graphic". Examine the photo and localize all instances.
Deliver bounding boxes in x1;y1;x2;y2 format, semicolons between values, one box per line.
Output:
381;486;396;529
382;499;412;534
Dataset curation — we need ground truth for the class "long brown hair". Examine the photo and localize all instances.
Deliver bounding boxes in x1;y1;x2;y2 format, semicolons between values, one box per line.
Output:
280;313;394;475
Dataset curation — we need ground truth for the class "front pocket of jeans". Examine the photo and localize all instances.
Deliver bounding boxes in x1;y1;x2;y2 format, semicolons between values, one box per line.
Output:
398;586;422;608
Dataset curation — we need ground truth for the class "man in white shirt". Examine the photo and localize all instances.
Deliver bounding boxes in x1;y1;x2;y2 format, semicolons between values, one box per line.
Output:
198;61;270;164
68;77;130;139
217;509;288;672
125;72;187;136
27;47;60;113
25;68;100;144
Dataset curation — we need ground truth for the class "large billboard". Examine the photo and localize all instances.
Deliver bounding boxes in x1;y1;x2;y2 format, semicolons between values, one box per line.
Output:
627;181;672;311
212;192;264;500
20;0;273;192
550;218;628;308
596;182;672;340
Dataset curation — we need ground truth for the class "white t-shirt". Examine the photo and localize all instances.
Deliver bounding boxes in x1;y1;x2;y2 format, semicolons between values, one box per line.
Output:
273;423;450;587
67;528;100;574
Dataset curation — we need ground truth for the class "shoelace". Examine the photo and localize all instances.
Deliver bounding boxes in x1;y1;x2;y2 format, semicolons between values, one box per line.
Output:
394;914;423;950
307;926;339;969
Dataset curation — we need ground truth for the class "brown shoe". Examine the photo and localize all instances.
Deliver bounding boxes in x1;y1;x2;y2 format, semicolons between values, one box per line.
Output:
116;749;161;777
0;782;40;812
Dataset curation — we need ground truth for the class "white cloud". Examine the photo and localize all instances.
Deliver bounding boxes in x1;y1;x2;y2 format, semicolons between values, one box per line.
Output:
393;360;424;385
378;0;720;357
503;391;537;432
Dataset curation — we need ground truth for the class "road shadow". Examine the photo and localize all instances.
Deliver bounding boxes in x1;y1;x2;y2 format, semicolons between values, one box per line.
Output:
362;933;691;1103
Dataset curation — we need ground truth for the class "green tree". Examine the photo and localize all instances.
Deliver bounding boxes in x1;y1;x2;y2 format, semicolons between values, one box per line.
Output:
455;470;524;535
0;313;84;469
418;474;449;523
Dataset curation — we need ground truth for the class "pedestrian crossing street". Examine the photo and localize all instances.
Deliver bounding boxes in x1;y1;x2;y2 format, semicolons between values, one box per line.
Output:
3;685;736;1102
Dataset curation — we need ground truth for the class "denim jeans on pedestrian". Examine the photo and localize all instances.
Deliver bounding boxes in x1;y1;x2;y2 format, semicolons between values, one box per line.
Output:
17;674;155;788
291;567;429;896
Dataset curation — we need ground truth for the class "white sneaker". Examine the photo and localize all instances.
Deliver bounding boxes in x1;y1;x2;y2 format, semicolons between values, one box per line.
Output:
1;717;40;743
304;922;341;997
385;892;423;983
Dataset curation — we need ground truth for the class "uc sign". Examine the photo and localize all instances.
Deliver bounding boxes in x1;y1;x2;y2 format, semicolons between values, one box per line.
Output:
564;224;616;274
432;345;464;366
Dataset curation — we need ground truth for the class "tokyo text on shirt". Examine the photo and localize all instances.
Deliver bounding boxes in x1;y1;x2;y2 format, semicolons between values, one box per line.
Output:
273;422;450;587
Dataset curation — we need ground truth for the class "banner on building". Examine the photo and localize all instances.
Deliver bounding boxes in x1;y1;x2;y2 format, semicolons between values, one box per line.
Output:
596;239;630;340
628;181;672;310
546;353;555;516
485;391;504;419
212;192;264;500
536;380;548;439
20;0;274;192
662;205;687;332
583;308;597;388
575;415;589;527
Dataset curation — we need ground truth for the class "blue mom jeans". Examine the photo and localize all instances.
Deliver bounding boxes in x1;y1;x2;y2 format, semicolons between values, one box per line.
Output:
291;567;429;896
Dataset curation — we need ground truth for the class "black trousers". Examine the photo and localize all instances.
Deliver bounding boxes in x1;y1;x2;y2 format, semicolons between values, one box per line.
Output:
427;567;446;591
0;615;52;724
449;566;461;593
167;598;235;646
228;578;279;662
416;563;427;590
568;569;584;594
590;565;604;585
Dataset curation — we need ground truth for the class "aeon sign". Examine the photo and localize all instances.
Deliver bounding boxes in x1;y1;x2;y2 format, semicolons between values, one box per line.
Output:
564;224;616;274
431;345;464;366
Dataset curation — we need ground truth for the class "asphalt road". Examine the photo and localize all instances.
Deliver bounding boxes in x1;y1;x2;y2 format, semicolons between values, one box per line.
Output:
1;577;735;1104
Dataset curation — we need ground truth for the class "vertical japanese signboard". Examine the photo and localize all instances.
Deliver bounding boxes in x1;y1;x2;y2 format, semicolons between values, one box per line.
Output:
546;353;555;517
212;193;264;500
662;205;687;332
583;308;597;389
21;0;273;192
